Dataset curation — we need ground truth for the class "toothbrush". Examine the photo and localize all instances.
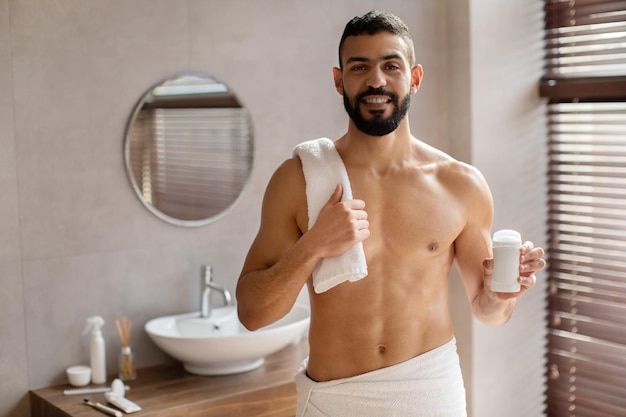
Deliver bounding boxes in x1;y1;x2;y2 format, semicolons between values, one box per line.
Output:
64;384;130;395
83;399;122;417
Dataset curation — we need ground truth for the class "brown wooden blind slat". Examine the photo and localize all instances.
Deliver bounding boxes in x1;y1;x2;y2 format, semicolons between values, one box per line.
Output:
544;0;626;29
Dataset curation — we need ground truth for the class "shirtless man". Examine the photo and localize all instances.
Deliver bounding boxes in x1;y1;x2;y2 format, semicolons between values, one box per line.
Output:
236;11;546;417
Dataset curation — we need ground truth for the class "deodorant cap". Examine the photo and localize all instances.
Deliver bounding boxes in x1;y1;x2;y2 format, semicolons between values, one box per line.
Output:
492;229;521;247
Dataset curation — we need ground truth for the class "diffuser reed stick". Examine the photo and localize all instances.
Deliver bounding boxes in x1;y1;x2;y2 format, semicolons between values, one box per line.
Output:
115;316;136;381
115;317;132;347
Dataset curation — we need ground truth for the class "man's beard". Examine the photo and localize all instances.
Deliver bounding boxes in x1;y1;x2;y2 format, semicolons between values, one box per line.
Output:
343;87;411;137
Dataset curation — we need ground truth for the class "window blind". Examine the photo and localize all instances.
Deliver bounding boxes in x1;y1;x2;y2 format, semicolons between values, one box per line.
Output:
545;102;626;416
541;1;626;416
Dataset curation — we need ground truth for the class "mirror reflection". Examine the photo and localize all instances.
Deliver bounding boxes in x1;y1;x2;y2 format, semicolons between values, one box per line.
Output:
124;73;253;226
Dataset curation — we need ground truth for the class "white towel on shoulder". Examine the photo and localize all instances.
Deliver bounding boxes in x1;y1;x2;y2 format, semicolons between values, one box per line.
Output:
292;138;368;293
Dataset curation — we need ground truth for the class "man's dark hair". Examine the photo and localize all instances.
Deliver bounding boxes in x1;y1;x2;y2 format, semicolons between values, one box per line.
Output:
338;10;416;68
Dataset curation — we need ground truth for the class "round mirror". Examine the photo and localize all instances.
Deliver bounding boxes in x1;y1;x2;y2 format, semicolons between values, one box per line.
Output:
124;73;253;227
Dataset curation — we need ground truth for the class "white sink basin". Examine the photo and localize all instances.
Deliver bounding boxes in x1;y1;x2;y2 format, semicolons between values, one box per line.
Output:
145;304;310;375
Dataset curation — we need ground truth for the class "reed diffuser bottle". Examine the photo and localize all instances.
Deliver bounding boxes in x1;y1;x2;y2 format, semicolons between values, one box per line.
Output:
115;316;136;381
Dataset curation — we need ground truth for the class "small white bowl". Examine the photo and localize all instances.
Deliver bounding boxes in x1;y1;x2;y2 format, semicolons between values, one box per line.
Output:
66;365;91;387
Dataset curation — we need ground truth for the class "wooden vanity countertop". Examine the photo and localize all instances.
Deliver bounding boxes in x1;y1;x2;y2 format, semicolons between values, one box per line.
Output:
30;339;309;417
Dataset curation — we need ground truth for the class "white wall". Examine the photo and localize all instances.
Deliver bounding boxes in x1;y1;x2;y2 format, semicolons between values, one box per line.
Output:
468;1;548;416
0;1;546;416
444;2;548;415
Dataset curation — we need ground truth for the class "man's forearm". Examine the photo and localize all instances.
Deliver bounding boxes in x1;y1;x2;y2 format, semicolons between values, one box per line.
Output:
472;288;517;326
236;237;319;330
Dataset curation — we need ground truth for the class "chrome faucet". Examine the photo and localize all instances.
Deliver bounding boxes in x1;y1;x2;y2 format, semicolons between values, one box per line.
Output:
200;265;232;318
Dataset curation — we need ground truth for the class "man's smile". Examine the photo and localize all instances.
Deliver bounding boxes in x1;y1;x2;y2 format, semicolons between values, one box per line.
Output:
363;96;392;104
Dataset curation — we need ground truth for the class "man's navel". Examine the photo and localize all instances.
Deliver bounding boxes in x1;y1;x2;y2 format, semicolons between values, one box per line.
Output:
377;344;387;354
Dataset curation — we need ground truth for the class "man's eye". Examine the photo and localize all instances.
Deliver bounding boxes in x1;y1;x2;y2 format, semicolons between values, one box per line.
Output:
350;65;366;71
386;64;400;70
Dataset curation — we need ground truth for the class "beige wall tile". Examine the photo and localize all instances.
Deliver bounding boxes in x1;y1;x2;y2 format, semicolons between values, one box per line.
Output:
0;260;29;416
0;2;30;415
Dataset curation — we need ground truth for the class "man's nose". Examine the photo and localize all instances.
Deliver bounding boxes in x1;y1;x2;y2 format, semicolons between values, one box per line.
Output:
366;68;386;88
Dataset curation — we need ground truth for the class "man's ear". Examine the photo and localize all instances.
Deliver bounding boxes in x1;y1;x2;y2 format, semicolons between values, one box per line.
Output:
410;64;424;94
332;67;344;95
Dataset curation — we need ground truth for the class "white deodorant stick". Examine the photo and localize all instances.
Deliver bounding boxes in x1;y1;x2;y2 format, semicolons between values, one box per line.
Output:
491;229;522;293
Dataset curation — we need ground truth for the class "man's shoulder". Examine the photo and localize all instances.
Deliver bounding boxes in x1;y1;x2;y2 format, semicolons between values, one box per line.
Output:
261;156;308;230
269;156;306;190
418;150;489;195
415;143;483;181
412;138;456;165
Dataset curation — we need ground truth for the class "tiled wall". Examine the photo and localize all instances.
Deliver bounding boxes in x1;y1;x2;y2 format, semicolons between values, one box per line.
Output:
0;1;546;416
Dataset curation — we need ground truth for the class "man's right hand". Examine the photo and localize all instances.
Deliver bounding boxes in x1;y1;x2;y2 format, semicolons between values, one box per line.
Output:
307;184;370;259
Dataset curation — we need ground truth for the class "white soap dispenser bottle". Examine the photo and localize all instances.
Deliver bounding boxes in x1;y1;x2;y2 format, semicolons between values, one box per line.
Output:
83;316;106;384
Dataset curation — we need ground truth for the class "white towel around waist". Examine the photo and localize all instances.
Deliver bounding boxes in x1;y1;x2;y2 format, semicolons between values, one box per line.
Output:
292;138;368;293
294;337;467;417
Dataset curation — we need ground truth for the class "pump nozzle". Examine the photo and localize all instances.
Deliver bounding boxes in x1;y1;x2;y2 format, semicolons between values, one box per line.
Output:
83;315;105;335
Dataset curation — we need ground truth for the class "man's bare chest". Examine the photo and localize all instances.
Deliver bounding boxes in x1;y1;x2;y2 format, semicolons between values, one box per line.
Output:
350;174;465;257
